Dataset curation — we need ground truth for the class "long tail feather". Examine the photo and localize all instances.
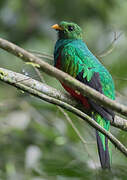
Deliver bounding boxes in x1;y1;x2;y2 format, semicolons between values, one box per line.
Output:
96;130;111;169
94;113;111;169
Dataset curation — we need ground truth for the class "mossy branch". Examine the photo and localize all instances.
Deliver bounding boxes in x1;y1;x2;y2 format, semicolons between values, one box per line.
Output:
0;67;127;158
0;38;127;158
0;38;127;118
0;67;126;131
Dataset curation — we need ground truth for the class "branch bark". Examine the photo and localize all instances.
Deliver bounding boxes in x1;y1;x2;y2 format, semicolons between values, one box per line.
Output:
0;38;127;118
0;38;127;158
0;67;127;158
0;67;126;131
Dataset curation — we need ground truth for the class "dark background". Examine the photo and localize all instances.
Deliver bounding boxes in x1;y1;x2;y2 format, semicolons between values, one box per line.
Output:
0;0;127;179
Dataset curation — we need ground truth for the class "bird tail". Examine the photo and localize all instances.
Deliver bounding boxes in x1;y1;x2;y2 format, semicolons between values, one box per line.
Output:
95;113;111;169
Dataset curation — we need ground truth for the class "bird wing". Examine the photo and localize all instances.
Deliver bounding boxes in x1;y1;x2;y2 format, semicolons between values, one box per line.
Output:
61;45;94;79
60;45;115;120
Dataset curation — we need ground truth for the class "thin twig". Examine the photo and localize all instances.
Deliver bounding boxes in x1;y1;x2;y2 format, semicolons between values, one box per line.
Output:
58;106;87;144
33;66;45;83
98;32;123;58
29;50;53;61
57;107;97;168
114;76;127;81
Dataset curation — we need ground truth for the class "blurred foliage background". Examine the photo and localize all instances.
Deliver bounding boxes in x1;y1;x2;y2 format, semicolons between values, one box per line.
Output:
0;0;127;179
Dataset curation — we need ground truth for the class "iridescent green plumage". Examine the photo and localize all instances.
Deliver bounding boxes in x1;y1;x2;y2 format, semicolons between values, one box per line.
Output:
52;21;115;169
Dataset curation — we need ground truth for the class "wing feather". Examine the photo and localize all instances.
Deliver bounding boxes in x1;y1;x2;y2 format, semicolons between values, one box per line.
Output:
60;45;115;120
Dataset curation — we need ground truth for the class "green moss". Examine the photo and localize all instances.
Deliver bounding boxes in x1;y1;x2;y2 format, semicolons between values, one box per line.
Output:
0;70;7;77
25;62;40;68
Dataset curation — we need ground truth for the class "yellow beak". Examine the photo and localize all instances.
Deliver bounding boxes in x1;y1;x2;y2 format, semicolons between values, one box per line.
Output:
51;24;63;30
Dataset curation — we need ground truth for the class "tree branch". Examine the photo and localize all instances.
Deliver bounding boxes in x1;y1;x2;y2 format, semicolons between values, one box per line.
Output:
0;67;127;158
98;32;123;58
0;67;126;131
0;38;127;118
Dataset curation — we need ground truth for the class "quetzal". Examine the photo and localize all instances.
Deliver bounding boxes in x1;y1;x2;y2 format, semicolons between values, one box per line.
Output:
52;21;115;169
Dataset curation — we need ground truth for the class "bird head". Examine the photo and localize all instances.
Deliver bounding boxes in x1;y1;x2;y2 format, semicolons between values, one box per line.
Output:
51;21;83;40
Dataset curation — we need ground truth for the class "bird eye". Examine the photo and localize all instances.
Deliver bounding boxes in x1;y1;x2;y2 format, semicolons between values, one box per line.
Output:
68;25;74;31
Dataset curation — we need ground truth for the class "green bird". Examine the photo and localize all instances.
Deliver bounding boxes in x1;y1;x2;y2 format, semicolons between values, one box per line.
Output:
52;21;115;169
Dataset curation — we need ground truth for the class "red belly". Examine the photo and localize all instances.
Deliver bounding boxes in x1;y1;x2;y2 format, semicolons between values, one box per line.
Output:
61;83;90;109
